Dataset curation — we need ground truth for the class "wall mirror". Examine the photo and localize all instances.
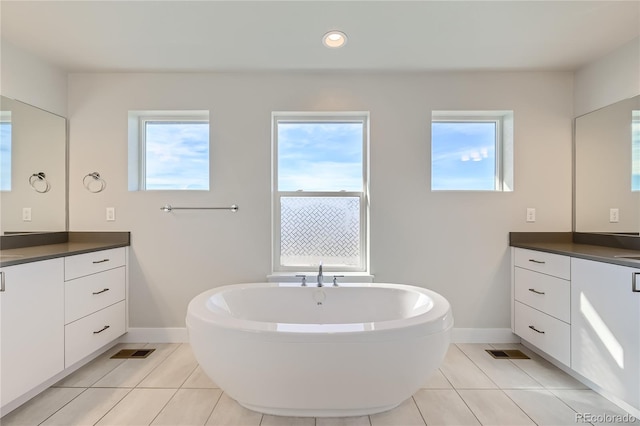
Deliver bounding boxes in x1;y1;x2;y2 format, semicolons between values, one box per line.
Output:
574;95;640;234
0;95;67;235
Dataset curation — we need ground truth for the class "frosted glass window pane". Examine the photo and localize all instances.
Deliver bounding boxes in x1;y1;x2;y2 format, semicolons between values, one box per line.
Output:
278;122;362;192
145;121;209;190
281;197;360;267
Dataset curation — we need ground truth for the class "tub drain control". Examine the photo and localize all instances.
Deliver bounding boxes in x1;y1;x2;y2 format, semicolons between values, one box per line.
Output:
313;289;326;306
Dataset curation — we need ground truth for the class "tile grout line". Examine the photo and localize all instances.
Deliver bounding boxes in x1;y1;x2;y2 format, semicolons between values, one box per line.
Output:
202;389;224;426
486;343;595;425
146;387;181;426
455;343;537;425
410;395;428;426
487;343;547;390
498;388;543;426
90;387;135;426
450;388;484;425
36;387;90;426
86;342;181;425
452;343;500;389
175;356;200;389
125;342;183;389
437;366;455;390
53;341;144;389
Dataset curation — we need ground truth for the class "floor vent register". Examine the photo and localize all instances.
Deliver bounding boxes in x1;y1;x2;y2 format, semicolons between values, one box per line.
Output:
485;349;530;359
110;349;156;359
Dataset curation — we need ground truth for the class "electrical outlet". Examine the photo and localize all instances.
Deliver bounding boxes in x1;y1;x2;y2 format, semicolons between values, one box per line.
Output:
526;207;536;223
22;207;32;222
609;208;619;223
106;207;116;221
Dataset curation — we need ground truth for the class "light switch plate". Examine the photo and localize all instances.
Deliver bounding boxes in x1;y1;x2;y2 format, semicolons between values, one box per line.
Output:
526;208;536;223
106;207;115;221
609;208;619;223
22;207;32;222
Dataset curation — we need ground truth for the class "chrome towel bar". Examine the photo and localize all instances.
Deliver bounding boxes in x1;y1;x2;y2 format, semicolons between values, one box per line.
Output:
160;204;238;213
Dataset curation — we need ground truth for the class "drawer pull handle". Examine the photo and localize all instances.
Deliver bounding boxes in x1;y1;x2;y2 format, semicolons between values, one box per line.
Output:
92;259;110;264
633;273;640;293
0;271;4;292
528;325;545;334
528;259;546;264
93;325;110;334
528;288;545;295
92;288;110;295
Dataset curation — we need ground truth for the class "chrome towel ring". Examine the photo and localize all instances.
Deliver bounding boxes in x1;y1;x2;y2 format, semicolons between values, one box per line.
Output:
29;172;51;193
83;172;106;193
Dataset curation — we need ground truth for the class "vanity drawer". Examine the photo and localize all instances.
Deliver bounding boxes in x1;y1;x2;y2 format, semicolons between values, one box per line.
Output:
514;301;570;366
65;267;125;324
65;248;126;280
65;301;126;368
514;267;570;322
514;248;570;280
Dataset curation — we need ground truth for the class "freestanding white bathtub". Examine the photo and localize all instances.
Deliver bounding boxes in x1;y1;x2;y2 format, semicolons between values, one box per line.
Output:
186;282;453;417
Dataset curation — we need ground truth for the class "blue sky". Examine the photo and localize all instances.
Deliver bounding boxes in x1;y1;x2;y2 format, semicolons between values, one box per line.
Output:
145;121;209;190
277;121;363;192
431;121;497;191
0;123;11;191
633;112;639;191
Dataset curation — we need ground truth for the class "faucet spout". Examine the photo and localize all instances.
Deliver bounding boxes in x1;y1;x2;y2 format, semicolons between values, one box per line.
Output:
317;262;323;287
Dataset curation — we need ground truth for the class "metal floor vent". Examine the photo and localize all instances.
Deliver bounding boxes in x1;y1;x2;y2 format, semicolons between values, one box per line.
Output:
110;349;155;359
485;349;530;360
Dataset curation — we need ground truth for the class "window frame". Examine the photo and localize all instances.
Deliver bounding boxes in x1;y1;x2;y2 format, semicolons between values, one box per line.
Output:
129;111;210;191
272;112;369;273
431;111;513;192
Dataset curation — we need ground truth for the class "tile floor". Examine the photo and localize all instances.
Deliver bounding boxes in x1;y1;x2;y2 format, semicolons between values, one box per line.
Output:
1;342;638;426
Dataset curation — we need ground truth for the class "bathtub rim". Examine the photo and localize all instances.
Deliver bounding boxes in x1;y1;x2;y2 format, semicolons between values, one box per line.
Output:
186;282;453;337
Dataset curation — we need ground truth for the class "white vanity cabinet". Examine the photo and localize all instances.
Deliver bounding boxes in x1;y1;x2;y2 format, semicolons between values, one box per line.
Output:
512;248;571;366
0;259;65;408
64;248;127;367
0;245;128;414
571;257;640;412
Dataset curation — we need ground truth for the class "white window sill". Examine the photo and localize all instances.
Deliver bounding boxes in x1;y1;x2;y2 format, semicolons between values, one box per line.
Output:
267;273;374;284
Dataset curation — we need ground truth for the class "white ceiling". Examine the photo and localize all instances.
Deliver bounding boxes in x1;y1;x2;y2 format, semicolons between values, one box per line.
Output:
1;0;639;73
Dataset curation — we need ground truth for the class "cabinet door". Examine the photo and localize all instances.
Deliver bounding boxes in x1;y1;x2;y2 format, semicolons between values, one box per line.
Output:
571;258;640;410
0;259;64;407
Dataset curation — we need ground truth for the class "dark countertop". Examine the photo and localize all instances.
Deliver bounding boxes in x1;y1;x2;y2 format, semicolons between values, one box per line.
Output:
0;232;130;267
510;232;640;269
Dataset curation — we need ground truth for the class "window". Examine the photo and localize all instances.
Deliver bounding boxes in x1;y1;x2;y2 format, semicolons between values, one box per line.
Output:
632;110;639;191
0;112;11;191
431;111;513;191
273;113;368;272
128;111;209;190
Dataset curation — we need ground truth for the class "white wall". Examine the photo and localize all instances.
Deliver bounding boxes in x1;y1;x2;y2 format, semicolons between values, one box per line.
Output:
0;40;67;117
67;71;573;330
574;37;640;117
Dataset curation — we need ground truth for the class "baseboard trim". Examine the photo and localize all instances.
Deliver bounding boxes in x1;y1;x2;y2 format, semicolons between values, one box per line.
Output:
122;327;518;344
451;328;520;343
120;327;189;343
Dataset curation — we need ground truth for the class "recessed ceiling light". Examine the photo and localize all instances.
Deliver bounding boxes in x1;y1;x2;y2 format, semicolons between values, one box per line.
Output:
322;31;347;48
